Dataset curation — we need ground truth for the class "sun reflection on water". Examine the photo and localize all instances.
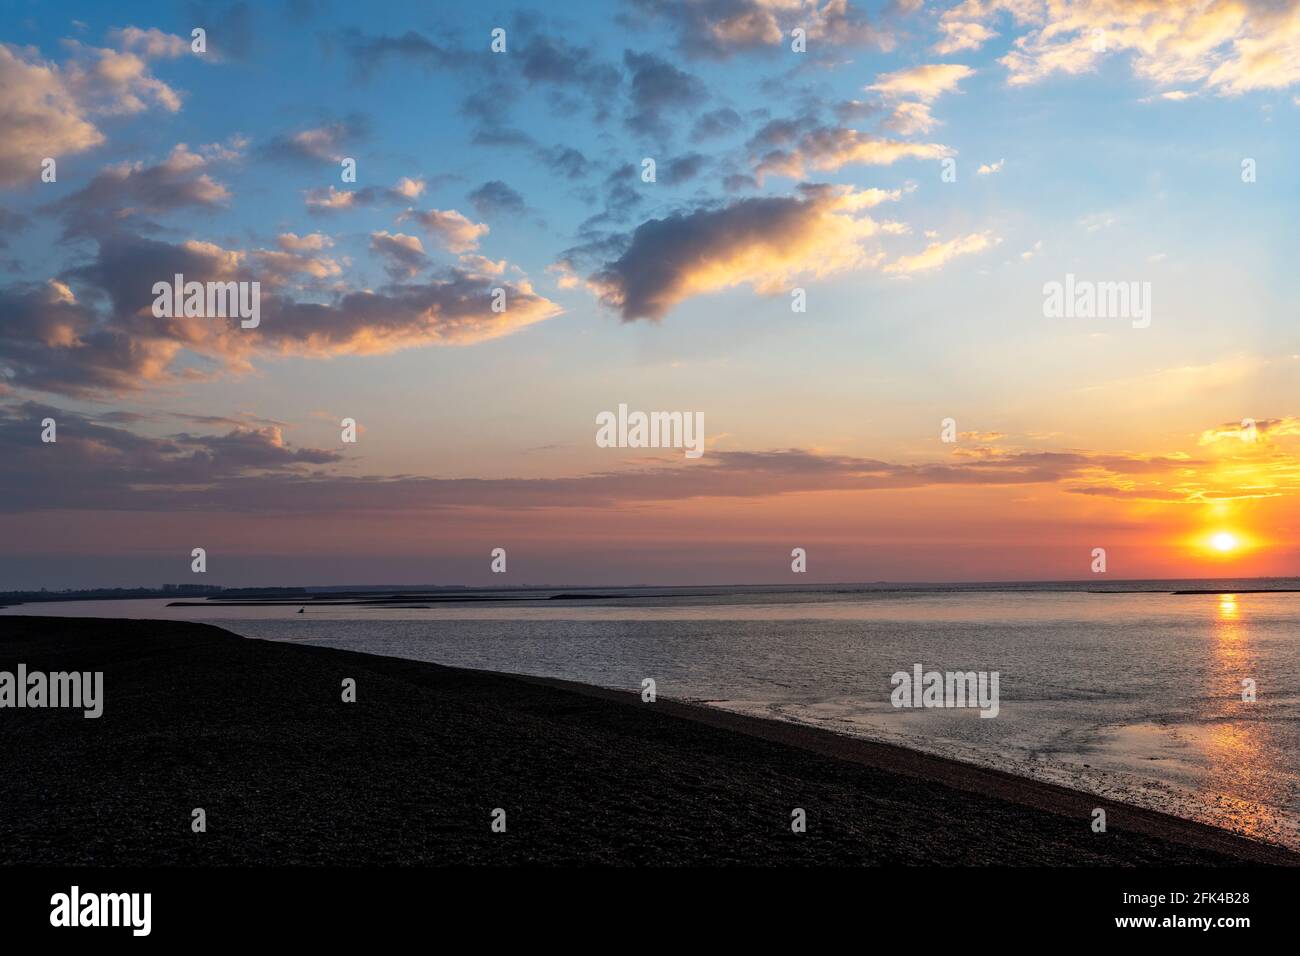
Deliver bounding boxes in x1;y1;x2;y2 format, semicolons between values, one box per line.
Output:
1217;593;1238;619
1200;592;1270;841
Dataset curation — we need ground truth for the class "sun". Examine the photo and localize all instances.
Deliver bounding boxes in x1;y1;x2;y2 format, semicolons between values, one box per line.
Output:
1211;532;1239;553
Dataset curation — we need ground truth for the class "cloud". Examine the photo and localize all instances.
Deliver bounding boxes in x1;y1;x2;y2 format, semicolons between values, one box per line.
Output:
574;164;647;233
275;232;332;254
662;152;709;184
0;231;560;397
0;39;187;186
185;1;256;62
933;19;998;55
59;41;184;114
304;175;426;213
331;28;473;79
881;100;938;135
370;231;428;280
3;409;1261;514
691;107;744;141
537;144;592;179
0;401;347;512
988;0;1300;95
0;206;32;248
868;63;975;99
107;27;191;59
1199;417;1300;444
833;98;881;123
48;144;231;237
977;158;1005;175
570;183;899;320
397;208;489;253
754;125;951;179
467;180;527;219
514;28;622;119
252;233;342;282
623;50;709;140
260;115;367;163
628;0;892;60
884;231;998;274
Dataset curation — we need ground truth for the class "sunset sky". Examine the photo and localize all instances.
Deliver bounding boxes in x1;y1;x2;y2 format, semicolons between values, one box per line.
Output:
2;0;1299;588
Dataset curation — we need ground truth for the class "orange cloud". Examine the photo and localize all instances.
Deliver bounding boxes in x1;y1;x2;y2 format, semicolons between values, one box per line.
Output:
398;207;489;253
983;0;1300;95
755;126;951;179
884;231;998;274
868;63;975;99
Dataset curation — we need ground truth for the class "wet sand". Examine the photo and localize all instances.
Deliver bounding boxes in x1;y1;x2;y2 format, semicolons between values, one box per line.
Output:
1;615;1294;866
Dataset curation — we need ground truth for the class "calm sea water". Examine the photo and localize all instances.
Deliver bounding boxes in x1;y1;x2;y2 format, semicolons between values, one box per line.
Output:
6;582;1299;850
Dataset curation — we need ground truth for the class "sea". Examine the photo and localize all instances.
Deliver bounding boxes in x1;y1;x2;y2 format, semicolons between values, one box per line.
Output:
5;578;1298;850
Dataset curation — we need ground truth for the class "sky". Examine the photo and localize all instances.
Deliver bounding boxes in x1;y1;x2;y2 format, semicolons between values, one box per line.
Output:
1;0;1299;588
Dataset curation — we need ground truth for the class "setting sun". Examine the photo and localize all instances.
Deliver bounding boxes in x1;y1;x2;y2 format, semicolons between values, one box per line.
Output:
1211;532;1239;553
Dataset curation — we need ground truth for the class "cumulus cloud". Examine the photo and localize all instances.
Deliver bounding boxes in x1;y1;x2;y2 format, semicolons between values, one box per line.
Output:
513;25;623;120
370;231;428;279
0;231;560;397
106;27;191;59
48;144;231;236
392;176;425;199
467;180;527;219
569;184;900;321
623;50;709;140
275;232;332;253
933;19;998;55
252;233;342;283
983;0;1300;94
260;115;367;163
303;186;358;211
881;100;938;135
0;37;189;187
304;176;427;213
397;207;489;253
60;40;184;114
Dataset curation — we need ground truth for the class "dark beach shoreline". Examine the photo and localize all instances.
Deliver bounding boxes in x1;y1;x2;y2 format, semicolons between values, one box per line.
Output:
1;615;1294;866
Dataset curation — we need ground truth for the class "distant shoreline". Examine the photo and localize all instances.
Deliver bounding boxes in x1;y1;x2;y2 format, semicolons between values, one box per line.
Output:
1;615;1294;866
4;575;1300;611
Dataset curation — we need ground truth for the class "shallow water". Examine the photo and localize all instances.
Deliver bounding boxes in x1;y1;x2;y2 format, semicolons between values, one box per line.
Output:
7;585;1299;850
